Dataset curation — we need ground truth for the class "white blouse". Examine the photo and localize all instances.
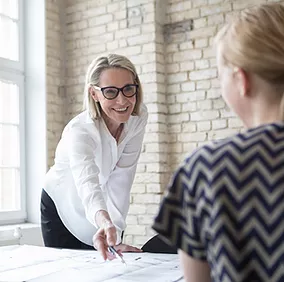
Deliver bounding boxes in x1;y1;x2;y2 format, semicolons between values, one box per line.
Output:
44;104;148;246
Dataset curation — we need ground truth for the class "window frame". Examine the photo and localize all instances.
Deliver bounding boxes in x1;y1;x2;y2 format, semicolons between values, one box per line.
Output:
0;0;26;225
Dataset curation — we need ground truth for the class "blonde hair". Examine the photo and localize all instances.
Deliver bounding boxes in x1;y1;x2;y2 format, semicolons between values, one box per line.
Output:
83;54;143;120
215;3;284;119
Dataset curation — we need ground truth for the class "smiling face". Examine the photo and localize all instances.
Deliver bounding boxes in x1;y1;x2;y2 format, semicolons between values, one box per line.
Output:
92;67;136;129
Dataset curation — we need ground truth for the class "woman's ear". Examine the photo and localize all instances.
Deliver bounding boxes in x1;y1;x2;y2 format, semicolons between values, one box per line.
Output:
89;86;98;102
234;67;250;97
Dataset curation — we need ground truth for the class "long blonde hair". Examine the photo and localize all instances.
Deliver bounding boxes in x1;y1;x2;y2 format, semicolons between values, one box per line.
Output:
215;3;284;119
83;54;143;120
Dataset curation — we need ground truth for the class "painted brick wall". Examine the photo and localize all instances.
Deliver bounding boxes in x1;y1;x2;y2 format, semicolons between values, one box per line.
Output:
46;0;66;168
46;0;284;247
165;0;284;171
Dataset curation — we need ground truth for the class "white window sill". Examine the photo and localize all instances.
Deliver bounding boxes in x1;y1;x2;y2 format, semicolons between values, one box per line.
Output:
0;223;44;247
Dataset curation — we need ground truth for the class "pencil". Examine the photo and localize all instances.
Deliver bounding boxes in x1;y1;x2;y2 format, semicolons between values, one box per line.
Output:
108;246;127;265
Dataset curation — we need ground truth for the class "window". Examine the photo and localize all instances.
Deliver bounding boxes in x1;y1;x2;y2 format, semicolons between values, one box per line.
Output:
0;0;26;224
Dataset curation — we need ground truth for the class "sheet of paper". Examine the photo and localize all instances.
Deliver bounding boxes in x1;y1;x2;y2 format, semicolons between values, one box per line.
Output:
0;245;184;282
0;244;99;271
0;245;100;281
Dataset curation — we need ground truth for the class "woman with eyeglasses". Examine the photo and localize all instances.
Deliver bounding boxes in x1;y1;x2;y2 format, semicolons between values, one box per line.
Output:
41;54;147;260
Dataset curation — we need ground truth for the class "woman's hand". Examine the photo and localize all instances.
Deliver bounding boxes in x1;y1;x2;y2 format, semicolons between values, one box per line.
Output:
93;227;142;261
93;210;117;260
93;210;142;260
92;221;117;261
114;243;142;254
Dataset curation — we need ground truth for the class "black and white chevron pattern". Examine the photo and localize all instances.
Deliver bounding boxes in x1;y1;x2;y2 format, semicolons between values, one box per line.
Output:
153;123;284;282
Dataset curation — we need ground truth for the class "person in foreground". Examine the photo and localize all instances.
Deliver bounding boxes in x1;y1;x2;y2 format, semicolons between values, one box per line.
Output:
153;3;284;282
41;54;146;260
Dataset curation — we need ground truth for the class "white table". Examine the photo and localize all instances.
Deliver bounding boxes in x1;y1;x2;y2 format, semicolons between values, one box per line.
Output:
0;245;184;281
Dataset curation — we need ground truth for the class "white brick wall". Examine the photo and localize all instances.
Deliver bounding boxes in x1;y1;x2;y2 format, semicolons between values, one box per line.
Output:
46;0;66;168
46;0;284;247
165;0;284;171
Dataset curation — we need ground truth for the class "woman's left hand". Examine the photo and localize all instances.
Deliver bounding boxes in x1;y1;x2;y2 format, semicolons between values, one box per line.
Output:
115;243;142;253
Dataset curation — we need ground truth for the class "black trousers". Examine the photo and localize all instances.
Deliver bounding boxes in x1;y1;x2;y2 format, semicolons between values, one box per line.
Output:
40;189;93;250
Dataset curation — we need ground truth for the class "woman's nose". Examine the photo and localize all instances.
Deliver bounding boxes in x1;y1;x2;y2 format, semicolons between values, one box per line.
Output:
115;90;127;103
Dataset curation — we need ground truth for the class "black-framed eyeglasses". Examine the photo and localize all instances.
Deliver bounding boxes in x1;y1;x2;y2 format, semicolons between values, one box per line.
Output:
92;84;139;100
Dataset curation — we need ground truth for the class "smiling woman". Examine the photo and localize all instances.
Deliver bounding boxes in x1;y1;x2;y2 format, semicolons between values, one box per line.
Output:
41;54;147;260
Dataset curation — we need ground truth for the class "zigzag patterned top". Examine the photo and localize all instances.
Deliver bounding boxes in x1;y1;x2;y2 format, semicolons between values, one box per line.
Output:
153;122;284;282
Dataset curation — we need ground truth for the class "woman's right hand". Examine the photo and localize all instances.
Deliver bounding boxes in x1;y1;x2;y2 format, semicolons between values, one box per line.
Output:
93;227;142;261
93;210;117;260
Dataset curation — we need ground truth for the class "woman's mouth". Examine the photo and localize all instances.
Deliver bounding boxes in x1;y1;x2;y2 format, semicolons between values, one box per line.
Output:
114;107;128;113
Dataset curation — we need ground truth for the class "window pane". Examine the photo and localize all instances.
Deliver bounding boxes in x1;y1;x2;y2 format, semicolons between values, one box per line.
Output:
0;124;20;167
0;16;19;61
0;168;20;211
0;77;21;212
0;79;19;123
0;0;18;19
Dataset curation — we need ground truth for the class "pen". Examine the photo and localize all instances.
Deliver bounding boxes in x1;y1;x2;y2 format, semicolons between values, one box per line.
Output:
108;246;127;265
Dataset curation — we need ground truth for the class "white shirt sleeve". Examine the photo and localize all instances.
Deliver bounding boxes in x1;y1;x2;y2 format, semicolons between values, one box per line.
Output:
67;126;107;227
